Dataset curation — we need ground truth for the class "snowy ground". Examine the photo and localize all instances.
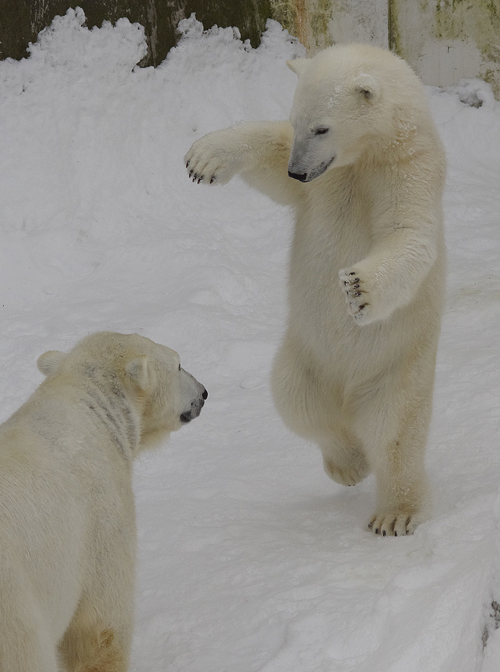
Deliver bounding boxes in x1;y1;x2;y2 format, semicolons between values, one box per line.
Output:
1;9;500;671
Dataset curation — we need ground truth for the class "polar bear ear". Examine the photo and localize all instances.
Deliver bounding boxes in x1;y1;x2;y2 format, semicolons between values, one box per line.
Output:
126;356;150;391
353;74;380;102
287;58;308;77
37;350;67;377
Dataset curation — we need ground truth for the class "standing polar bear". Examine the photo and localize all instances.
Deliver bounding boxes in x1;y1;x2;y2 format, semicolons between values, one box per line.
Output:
0;332;207;672
186;44;445;536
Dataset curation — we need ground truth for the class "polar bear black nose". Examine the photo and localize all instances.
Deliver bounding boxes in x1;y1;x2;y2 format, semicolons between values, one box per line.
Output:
288;171;308;182
180;388;208;423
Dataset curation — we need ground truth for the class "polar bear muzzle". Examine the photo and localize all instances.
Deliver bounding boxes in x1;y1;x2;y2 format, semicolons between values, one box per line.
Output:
288;154;335;182
179;367;208;423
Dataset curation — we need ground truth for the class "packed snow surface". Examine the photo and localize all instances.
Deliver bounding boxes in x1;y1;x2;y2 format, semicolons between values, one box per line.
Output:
0;8;500;671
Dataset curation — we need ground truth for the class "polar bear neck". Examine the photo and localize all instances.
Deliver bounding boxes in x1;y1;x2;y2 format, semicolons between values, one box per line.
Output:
79;371;141;462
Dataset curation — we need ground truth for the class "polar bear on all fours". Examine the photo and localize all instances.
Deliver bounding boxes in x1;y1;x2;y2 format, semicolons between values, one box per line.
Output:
186;43;446;536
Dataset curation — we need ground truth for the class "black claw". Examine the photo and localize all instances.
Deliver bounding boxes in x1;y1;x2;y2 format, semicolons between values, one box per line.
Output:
189;169;193;178
349;272;356;275
367;521;373;529
186;160;190;168
359;304;367;310
394;531;398;536
375;528;379;535
354;292;361;297
353;284;360;289
382;530;386;536
210;176;216;184
197;176;203;183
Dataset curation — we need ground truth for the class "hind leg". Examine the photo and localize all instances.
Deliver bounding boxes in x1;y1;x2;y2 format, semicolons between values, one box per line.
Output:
59;548;134;672
59;595;132;672
60;624;127;672
352;360;435;536
272;332;369;486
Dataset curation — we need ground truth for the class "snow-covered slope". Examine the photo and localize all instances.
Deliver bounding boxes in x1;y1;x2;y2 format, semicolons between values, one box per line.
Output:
0;9;499;671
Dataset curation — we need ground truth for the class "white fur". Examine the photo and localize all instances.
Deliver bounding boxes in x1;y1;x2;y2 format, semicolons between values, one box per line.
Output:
186;44;446;536
0;332;206;671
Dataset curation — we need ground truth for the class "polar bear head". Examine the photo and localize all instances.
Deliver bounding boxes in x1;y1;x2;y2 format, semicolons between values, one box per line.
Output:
37;332;207;451
286;43;427;182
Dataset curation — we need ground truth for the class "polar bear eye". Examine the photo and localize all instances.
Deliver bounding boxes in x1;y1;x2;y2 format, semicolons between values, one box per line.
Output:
314;127;329;136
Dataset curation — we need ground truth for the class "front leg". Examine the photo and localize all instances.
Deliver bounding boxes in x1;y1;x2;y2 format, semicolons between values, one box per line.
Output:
184;121;302;206
339;269;372;325
339;258;394;326
185;127;246;186
338;153;444;326
339;224;440;326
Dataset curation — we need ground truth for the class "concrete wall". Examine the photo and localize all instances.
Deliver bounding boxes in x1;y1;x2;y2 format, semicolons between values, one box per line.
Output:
270;0;388;52
271;0;500;97
390;0;500;98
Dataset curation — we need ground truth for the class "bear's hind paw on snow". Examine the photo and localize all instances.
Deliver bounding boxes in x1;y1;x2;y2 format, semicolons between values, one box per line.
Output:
368;511;423;536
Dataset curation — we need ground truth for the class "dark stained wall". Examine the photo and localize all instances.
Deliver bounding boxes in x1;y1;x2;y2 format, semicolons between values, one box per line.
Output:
0;0;272;66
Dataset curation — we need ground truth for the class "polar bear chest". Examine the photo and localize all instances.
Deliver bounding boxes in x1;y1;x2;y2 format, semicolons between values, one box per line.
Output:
289;169;371;311
285;167;399;374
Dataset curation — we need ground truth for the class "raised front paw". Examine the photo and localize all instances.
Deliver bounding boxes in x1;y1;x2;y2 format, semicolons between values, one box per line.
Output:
184;130;240;186
338;268;374;325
